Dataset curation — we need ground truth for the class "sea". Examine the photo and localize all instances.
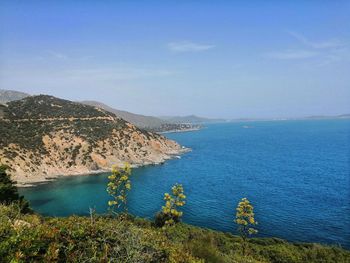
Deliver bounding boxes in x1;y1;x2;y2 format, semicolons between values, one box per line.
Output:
19;119;350;248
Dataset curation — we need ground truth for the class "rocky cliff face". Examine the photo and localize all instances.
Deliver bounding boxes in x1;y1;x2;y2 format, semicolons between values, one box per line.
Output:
0;95;187;185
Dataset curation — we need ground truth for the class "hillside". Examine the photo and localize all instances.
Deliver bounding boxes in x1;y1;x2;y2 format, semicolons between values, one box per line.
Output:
160;114;225;124
1;204;349;262
81;100;202;132
81;100;167;129
0;95;186;185
1;90;204;132
0;89;30;104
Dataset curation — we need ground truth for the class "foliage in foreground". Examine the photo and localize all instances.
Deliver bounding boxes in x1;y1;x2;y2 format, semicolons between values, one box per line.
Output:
235;198;258;239
0;204;349;263
0;165;30;213
235;197;258;255
107;163;132;214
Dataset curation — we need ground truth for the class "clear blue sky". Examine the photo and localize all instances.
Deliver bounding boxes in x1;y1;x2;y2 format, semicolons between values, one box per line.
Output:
0;1;349;118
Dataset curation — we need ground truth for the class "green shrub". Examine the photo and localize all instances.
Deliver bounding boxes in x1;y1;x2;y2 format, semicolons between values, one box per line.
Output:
187;237;226;263
0;203;349;262
0;165;30;213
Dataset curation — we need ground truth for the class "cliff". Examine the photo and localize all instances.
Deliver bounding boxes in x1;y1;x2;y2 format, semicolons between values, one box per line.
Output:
0;95;187;185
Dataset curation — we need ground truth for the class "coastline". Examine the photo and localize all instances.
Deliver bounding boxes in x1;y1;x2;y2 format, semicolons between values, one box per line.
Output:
159;127;201;134
16;147;191;188
16;169;109;188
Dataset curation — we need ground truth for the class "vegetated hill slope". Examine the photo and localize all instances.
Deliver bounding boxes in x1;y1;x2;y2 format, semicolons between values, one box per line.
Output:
81;100;202;132
1;204;349;262
0;90;202;132
0;89;30;104
82;100;167;130
0;95;186;184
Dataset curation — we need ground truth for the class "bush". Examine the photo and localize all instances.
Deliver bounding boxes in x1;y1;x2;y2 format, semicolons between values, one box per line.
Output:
0;204;349;262
154;211;181;228
187;237;226;263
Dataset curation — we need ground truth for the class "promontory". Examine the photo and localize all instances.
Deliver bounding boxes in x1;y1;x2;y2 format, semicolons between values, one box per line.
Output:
0;95;187;185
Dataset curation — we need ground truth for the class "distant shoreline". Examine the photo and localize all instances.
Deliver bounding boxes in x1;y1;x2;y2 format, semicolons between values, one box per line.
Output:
159;127;201;134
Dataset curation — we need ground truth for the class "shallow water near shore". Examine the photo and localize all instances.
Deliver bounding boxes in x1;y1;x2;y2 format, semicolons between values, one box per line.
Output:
19;119;350;248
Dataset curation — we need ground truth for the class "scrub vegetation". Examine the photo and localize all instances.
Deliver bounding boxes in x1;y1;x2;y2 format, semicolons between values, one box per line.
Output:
1;203;349;263
0;95;182;184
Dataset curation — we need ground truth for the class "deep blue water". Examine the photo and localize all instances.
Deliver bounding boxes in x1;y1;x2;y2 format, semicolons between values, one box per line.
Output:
19;120;350;248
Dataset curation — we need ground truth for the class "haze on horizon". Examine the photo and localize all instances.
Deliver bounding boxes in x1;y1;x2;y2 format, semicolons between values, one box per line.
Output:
0;1;349;119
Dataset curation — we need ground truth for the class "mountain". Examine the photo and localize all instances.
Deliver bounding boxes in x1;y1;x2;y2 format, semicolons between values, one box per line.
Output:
81;100;167;130
0;89;30;104
0;95;187;184
304;114;350;120
337;114;350;118
159;115;225;124
81;100;201;132
0;89;204;131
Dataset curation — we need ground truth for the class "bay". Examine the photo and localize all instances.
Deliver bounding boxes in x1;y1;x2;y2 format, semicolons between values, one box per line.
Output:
20;119;350;248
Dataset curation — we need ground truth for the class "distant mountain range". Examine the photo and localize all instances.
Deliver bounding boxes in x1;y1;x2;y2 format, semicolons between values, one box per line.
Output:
0;89;30;104
81;100;167;130
229;114;350;122
2;89;346;129
159;115;226;124
0;89;211;132
81;101;207;132
303;114;350;120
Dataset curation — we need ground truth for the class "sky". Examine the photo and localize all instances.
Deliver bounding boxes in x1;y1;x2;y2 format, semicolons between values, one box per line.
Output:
0;0;349;119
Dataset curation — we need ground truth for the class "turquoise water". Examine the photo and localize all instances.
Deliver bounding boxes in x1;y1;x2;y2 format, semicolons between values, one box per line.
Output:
20;120;350;248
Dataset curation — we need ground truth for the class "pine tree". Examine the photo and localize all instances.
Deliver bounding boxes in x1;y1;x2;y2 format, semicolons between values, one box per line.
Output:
0;165;30;213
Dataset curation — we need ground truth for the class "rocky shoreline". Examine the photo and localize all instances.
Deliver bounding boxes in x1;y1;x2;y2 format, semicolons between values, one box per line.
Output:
16;147;191;187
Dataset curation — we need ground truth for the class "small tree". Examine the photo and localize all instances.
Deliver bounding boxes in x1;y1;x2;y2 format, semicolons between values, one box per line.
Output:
106;163;131;214
235;197;258;255
155;183;186;227
0;165;30;213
